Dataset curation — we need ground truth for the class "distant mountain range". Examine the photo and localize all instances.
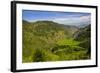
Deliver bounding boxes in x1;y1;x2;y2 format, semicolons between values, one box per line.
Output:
76;24;90;28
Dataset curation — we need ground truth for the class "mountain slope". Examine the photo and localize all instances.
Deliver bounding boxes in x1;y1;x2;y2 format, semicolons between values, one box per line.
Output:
74;25;91;57
22;20;91;63
74;25;91;41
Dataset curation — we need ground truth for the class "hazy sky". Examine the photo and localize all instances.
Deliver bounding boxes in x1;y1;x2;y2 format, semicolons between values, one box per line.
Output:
22;10;91;26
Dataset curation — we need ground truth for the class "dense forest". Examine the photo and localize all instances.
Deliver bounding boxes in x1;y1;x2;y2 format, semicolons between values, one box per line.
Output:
22;20;91;63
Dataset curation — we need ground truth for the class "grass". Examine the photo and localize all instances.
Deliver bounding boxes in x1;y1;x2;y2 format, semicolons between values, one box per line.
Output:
22;21;91;63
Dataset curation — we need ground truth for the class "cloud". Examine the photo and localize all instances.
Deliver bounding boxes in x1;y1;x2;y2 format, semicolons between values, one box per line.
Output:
80;15;91;20
23;10;91;26
51;15;91;26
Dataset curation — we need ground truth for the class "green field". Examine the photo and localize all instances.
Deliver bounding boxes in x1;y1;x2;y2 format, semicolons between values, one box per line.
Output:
22;20;91;63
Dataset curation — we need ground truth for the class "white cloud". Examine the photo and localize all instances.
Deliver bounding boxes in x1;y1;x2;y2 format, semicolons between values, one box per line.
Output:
51;15;91;26
80;15;91;20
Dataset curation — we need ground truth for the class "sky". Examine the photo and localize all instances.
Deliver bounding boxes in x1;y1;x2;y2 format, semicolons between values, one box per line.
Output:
22;10;91;26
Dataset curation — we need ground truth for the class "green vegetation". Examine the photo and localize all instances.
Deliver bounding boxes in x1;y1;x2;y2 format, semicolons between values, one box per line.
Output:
22;20;91;63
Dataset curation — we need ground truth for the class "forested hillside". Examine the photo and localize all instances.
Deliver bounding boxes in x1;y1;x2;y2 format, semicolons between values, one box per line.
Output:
22;20;91;63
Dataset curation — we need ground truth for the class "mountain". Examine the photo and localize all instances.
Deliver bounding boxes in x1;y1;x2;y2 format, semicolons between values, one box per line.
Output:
22;20;91;63
74;25;91;56
23;20;30;24
23;20;78;38
74;25;91;41
75;24;90;28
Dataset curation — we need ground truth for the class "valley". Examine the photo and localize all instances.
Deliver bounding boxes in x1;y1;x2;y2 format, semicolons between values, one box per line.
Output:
22;20;91;63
